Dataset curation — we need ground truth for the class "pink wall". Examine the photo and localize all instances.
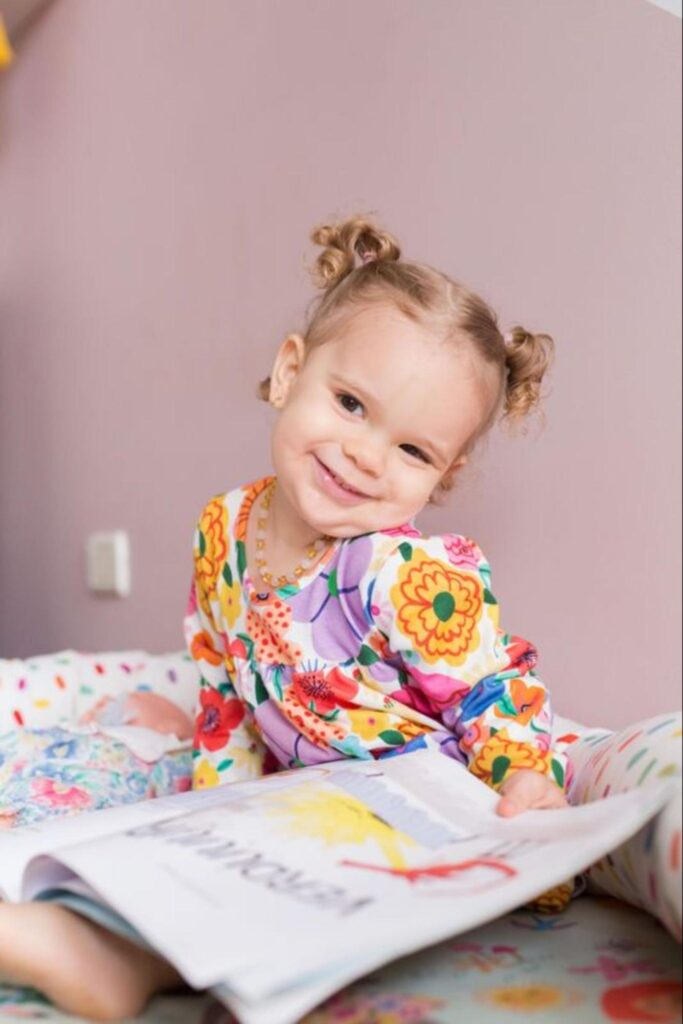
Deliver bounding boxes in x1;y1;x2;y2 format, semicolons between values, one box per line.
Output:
0;0;680;728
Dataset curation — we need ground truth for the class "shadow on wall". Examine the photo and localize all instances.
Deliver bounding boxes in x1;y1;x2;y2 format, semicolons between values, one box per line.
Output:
0;283;62;645
2;0;56;46
0;0;64;650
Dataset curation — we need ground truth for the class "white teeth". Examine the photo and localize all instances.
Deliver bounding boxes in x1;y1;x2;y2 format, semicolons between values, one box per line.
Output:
318;457;364;496
332;471;360;494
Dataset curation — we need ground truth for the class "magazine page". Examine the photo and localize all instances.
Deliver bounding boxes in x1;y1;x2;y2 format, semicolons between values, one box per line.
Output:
19;750;675;1009
21;752;469;984
215;785;679;1024
211;785;675;1010
213;954;375;1024
0;762;345;902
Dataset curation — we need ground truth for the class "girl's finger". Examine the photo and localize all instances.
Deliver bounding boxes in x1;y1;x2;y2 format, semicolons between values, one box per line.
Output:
529;789;568;810
497;781;567;815
496;793;531;817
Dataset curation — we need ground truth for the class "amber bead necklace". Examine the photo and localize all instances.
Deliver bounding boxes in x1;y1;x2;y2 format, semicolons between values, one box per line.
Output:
254;479;333;588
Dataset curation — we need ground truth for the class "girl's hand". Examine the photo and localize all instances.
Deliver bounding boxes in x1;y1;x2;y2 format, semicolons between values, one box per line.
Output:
496;768;568;817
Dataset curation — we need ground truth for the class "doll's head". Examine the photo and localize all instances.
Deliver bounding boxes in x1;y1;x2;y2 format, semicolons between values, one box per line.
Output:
258;216;553;539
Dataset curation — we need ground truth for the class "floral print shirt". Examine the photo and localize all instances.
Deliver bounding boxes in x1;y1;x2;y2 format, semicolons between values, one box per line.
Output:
185;476;568;793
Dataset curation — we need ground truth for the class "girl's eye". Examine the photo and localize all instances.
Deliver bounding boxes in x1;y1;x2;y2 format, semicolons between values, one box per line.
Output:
337;392;364;415
401;444;431;464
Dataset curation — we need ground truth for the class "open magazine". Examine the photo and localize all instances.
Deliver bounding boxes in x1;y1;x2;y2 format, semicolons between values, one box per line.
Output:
0;749;675;1024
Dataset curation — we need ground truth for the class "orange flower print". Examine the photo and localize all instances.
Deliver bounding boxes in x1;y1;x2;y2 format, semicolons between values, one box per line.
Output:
457;718;492;755
190;630;235;677
247;596;302;666
390;549;483;666
471;730;552;789
190;629;223;667
235;476;273;543
494;677;546;726
395;718;429;742
195;498;229;614
477;984;581;1012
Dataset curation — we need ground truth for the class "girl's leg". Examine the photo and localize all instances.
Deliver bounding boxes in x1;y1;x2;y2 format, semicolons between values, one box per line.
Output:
0;902;184;1021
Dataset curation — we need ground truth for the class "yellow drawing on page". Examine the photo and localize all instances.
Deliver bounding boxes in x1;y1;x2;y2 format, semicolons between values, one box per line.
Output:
260;785;417;868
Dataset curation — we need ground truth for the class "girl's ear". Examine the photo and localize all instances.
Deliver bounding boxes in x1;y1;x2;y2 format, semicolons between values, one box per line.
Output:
428;454;468;503
442;454;468;488
269;334;306;407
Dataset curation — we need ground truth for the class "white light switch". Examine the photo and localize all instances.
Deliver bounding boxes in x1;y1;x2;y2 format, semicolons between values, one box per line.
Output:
86;531;131;596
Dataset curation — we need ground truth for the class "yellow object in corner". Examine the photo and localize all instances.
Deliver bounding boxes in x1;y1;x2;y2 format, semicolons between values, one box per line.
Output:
0;15;14;68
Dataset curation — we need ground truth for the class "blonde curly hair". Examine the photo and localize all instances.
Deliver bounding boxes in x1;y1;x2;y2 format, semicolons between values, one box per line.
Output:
258;215;554;501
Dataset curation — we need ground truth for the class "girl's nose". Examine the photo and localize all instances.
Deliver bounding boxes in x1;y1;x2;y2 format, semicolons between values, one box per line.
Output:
342;436;386;477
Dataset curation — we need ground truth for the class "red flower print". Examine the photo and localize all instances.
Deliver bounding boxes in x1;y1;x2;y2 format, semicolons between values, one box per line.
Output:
291;666;359;715
194;688;245;752
601;980;682;1022
228;637;248;660
367;631;392;662
505;634;538;674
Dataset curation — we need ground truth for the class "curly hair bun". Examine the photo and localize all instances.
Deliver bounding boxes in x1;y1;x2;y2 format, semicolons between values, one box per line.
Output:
310;216;401;289
503;327;554;423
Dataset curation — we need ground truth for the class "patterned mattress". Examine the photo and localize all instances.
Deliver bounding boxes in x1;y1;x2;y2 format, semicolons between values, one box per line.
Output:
0;895;680;1023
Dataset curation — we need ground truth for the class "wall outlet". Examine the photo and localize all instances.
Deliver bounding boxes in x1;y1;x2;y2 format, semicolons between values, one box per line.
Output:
86;530;131;596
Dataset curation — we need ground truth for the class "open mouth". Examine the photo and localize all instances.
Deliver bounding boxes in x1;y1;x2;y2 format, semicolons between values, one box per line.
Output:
315;457;371;498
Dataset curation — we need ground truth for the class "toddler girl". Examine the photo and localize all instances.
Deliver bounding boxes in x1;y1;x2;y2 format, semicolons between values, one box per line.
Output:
0;215;570;1019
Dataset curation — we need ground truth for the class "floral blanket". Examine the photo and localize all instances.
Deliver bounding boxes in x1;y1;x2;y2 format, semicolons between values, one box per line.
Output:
1;897;680;1022
0;727;192;829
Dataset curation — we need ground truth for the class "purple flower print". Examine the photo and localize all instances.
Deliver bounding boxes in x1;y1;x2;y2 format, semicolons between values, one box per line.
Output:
434;727;469;766
253;701;345;768
289;536;373;661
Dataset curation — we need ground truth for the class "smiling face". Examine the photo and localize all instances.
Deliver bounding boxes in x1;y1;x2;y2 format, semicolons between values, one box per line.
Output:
268;303;497;541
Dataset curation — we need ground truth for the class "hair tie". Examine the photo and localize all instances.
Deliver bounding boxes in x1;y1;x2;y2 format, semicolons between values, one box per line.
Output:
360;250;377;265
503;331;515;347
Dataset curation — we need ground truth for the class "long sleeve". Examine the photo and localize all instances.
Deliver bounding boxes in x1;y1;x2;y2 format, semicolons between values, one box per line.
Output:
368;533;568;792
184;497;267;789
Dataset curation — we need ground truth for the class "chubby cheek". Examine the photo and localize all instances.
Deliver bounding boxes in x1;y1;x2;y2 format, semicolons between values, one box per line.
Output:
270;411;307;469
383;497;430;529
274;402;326;455
385;471;436;519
